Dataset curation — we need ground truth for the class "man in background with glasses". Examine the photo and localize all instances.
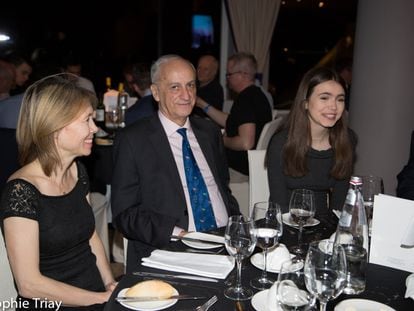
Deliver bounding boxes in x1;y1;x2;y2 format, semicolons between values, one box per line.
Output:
196;52;272;179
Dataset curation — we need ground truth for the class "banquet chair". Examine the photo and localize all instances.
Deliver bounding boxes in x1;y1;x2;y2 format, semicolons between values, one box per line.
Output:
256;116;284;150
248;150;269;216
90;192;110;260
273;109;290;120
0;230;17;304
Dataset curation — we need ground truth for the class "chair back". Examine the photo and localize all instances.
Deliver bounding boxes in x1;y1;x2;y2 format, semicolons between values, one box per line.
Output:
256;116;284;150
248;150;269;216
273;109;290;120
0;230;17;304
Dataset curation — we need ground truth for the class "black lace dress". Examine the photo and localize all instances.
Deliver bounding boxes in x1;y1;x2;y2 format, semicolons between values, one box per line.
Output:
0;162;105;310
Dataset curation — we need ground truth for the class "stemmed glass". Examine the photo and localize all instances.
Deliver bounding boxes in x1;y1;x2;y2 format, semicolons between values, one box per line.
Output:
224;215;257;300
277;257;314;310
250;201;283;290
361;175;383;235
289;189;315;256
304;240;347;311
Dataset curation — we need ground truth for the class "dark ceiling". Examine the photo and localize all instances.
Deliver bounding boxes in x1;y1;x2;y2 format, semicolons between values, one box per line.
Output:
0;0;358;97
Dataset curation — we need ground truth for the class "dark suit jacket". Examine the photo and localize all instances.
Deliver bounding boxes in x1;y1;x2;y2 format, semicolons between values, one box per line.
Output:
111;114;239;272
397;130;414;200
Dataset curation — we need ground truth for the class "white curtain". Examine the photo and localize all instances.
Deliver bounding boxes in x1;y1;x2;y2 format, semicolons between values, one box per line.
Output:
226;0;281;76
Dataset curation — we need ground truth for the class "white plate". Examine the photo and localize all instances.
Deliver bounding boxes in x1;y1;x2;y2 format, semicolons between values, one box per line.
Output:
334;299;396;311
251;289;282;311
250;252;295;273
282;213;320;228
117;288;178;311
181;232;224;249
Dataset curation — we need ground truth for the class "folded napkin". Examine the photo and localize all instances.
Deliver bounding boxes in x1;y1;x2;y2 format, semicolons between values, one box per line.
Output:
405;274;414;299
267;244;291;271
141;250;235;279
267;281;282;311
184;232;225;244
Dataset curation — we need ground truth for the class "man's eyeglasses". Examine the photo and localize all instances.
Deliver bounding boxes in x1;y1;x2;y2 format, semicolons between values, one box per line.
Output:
225;71;243;78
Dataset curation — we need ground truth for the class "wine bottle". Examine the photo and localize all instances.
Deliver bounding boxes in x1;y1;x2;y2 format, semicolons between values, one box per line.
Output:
95;93;105;129
117;82;128;128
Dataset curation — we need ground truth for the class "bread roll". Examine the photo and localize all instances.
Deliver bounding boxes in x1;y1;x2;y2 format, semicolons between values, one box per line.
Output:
125;280;175;298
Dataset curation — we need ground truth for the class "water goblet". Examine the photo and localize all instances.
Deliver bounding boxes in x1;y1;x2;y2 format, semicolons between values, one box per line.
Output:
289;189;315;256
304;240;347;311
224;215;257;300
277;257;314;310
250;201;283;290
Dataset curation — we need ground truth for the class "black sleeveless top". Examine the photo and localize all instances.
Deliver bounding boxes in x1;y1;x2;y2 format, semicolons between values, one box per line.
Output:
0;162;105;310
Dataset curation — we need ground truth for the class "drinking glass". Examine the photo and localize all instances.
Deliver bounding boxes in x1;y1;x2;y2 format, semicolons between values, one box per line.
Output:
289;189;315;256
277;257;314;311
361;175;383;234
250;201;283;290
224;215;257;300
304;240;347;311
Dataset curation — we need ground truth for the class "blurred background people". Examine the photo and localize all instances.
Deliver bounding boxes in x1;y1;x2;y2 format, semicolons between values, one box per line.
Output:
192;54;224;118
267;67;355;216
124;62;157;126
0;59;15;100
63;53;96;94
4;53;33;95
0;75;116;309
196;52;272;178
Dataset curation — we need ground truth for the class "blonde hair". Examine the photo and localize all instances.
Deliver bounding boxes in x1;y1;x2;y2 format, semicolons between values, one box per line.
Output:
17;74;97;176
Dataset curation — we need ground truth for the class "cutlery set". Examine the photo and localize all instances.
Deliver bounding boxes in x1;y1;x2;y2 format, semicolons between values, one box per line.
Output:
133;271;219;283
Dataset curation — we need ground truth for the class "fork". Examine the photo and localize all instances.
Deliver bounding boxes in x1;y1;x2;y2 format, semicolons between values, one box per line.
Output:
196;295;218;311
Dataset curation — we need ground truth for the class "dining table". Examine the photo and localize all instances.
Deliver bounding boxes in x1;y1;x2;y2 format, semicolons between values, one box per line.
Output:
104;212;414;311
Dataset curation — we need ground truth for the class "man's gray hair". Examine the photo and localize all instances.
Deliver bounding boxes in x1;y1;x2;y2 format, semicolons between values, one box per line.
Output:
151;54;195;83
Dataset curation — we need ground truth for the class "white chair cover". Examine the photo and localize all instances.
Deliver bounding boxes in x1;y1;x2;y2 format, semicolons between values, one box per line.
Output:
256;116;284;150
248;150;269;216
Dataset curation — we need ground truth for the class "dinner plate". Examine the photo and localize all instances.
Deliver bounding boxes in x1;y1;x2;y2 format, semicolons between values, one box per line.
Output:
251;289;282;311
116;288;178;311
250;252;295;273
181;232;224;249
282;213;320;228
334;298;396;311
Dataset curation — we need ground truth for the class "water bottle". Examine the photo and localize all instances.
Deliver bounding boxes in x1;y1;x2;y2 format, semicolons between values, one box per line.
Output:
334;176;369;294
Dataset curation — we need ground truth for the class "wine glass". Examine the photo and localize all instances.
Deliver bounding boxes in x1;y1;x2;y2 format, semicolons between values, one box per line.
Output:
304;240;347;311
361;175;383;235
250;201;283;290
277;257;315;311
289;189;315;256
224;215;257;300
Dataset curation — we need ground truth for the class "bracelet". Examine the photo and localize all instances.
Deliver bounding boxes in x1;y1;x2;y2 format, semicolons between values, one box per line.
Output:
203;104;211;113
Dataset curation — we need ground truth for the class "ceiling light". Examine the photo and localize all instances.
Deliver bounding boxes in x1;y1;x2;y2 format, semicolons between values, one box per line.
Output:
0;34;10;42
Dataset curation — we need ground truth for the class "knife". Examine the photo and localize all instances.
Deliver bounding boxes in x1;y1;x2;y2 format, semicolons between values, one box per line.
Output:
116;294;206;302
170;235;224;245
133;271;219;283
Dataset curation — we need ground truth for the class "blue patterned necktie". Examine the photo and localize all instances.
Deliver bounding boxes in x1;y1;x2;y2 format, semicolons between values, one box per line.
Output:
177;128;217;231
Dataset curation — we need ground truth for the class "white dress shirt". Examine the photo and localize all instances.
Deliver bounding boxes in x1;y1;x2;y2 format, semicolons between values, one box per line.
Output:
158;111;228;233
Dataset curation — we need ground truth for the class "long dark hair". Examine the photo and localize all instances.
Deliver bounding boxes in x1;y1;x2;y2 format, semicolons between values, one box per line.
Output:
283;67;353;179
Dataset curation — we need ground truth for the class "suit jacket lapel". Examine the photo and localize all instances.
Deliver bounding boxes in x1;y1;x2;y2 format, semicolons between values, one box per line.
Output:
147;116;187;205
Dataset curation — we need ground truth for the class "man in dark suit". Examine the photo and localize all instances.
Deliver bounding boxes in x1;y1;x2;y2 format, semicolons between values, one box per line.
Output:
111;55;239;272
